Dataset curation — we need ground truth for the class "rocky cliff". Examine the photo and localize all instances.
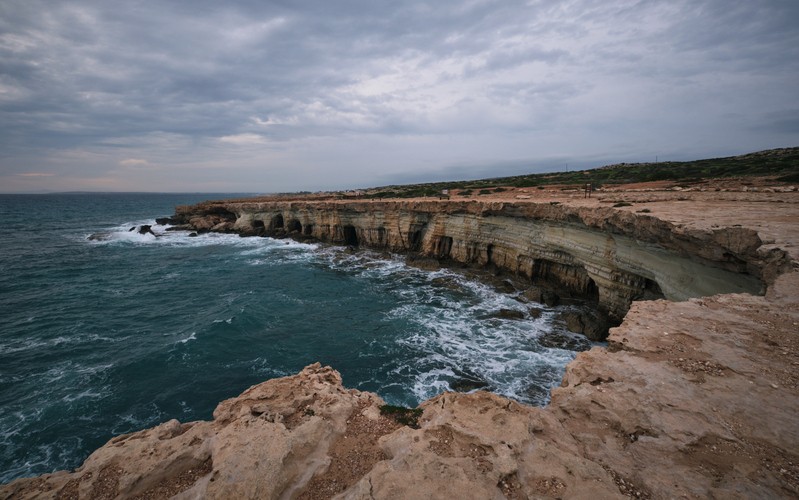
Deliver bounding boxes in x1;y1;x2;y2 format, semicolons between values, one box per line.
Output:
3;270;797;498
170;199;781;324
4;193;797;499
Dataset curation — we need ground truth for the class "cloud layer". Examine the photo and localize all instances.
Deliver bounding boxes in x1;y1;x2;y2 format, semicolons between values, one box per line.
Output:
1;0;797;192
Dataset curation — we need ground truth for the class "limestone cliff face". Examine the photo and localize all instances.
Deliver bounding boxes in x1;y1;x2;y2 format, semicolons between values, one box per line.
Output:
174;200;774;321
4;197;797;499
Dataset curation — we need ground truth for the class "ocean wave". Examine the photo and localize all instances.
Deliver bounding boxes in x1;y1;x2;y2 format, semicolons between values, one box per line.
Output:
0;332;124;356
177;332;197;344
280;245;587;405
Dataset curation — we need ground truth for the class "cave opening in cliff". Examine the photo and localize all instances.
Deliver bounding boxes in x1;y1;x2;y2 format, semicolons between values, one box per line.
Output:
532;258;599;302
435;236;453;258
271;214;284;230
343;225;359;246
408;230;423;251
637;278;665;301
303;224;314;236
287;219;302;233
585;277;599;302
251;219;265;235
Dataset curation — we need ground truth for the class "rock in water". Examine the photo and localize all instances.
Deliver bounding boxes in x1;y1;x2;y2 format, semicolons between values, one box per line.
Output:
559;308;612;341
482;308;526;320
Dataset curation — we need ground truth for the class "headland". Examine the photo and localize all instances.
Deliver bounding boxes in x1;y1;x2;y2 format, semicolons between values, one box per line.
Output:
3;152;798;499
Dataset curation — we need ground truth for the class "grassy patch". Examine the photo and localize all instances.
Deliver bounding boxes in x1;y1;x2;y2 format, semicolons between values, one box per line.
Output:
379;405;424;429
359;147;798;198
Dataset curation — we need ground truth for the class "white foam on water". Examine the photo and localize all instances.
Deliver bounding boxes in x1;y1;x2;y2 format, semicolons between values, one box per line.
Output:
177;332;197;344
0;437;84;485
85;221;274;249
61;388;106;403
111;402;165;436
85;224;591;406
302;247;589;405
0;331;125;356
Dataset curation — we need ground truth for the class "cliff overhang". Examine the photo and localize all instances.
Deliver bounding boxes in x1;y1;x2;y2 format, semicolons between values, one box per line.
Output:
169;199;783;331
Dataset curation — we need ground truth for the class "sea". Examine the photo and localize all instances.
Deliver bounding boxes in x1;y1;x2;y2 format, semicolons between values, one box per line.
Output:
0;193;594;484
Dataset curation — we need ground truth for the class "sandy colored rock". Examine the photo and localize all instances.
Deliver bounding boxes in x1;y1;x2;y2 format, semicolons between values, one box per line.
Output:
3;182;798;499
175;188;792;323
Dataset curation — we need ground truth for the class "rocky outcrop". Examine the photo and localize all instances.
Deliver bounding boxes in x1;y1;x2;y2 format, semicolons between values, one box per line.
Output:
172;199;778;323
4;270;797;498
9;194;790;498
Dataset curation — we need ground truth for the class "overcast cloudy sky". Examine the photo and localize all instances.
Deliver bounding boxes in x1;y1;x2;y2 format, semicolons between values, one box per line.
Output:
1;1;797;193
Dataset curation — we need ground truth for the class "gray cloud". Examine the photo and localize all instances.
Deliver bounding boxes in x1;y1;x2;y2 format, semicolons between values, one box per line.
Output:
0;0;797;192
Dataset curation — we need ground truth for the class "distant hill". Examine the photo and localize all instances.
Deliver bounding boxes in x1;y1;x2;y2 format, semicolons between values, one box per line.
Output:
363;147;799;198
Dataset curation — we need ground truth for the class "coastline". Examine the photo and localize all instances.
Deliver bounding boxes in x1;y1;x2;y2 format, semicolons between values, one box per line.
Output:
3;185;797;498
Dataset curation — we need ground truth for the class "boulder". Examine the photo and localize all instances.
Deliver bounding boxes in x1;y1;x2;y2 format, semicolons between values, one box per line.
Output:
483;309;526;320
519;287;543;303
542;290;560;307
559;308;612;341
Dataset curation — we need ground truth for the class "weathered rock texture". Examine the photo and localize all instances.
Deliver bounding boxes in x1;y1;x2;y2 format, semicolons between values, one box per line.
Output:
4;268;797;499
170;199;779;322
5;192;797;499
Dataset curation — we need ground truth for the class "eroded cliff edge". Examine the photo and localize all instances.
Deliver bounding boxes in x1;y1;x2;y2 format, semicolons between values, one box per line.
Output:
171;198;785;325
3;194;797;499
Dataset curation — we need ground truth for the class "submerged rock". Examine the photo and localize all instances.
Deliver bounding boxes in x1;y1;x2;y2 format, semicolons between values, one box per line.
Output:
559;308;612;341
538;329;593;351
482;308;526;320
449;368;490;392
155;216;175;225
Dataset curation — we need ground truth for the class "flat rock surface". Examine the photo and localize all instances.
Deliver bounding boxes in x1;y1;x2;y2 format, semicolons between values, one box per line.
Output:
2;184;797;499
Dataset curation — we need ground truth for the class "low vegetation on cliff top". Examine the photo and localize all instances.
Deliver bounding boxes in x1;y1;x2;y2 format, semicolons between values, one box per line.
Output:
363;147;798;199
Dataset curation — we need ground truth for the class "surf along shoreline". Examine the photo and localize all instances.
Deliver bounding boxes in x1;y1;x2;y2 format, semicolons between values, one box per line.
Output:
3;178;798;498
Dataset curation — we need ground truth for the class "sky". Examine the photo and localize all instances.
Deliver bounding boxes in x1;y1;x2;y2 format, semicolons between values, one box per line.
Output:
1;0;797;193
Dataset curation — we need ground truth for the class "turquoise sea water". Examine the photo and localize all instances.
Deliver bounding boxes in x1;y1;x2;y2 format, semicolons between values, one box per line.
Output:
0;193;591;483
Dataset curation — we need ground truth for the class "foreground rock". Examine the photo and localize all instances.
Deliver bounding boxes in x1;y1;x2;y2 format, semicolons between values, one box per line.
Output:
3;272;797;498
